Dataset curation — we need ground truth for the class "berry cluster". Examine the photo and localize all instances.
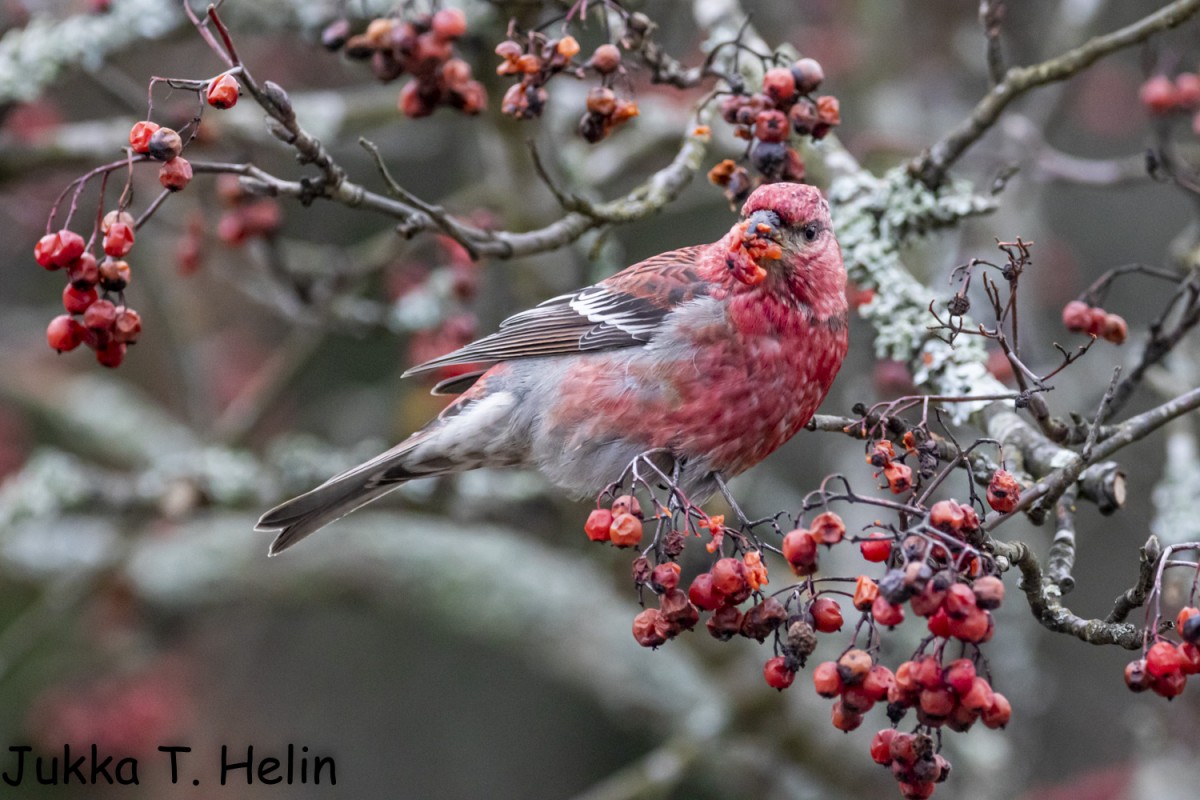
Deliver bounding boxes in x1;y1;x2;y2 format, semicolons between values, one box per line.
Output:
1124;606;1200;698
708;57;839;205
326;9;485;118
1139;71;1200;133
1061;300;1127;344
37;220;142;368
214;174;282;246
585;495;645;548
495;31;638;142
128;121;193;193
36;68;243;368
587;423;1026;799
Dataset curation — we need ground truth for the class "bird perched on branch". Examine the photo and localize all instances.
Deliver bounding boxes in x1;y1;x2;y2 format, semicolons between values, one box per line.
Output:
257;182;849;554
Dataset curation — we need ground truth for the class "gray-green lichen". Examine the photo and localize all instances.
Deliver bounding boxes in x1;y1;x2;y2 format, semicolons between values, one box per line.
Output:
829;166;1004;420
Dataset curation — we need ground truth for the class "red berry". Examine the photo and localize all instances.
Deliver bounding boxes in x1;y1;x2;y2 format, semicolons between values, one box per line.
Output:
815;95;840;127
981;692;1012;728
57;230;85;267
943;583;977;618
810;511;846;545
431;7;467;41
1152;669;1187;699
1061;300;1093;333
710;557;746;596
809;596;843;633
128;120;160;154
1179;642;1200;675
1146;641;1184;678
944;659;976;695
159;157;193;192
83;299;117;332
863;664;896;701
762;67;796;107
852;575;879;611
1140;74;1179;115
94;340;126;368
837;648;873;685
870;729;895;765
206;74;240;109
687;573;724;611
947;607;990;643
763;656;795;690
919;686;956;718
911;656;944;691
889;732;922;766
632;608;666;648
112;308;142;344
1101;313;1128;345
589;43;621;74
972;575;1005;610
610;495;643;519
872;595;904;627
1125;658;1152;692
584;508;613;542
986;469;1021;513
103;222;135;258
650;561;681;592
1176;72;1200;108
782;529;819;574
883;462;913;494
860;533;892;562
812;660;843;697
46;315;85;352
62;284;98;314
899;781;935;800
927;607;951;638
753;109;789;143
608;512;643;547
960;676;994;711
830;698;863;732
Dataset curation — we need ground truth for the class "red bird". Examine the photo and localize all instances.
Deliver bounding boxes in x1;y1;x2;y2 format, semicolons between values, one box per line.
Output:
258;182;848;554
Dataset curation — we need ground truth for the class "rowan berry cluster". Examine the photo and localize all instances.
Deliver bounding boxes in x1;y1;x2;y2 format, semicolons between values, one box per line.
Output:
1125;606;1200;698
36;68;243;367
1139;70;1200;133
213;174;282;247
37;220;142;368
708;57;839;204
494;28;639;142
586;425;1024;799
325;8;485;118
1061;300;1128;344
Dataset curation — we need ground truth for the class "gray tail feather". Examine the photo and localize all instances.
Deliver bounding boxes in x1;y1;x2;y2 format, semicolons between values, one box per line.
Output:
256;478;400;556
257;434;441;555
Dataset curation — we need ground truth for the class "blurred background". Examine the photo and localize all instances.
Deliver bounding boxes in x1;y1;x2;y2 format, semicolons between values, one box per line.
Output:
1;0;1200;798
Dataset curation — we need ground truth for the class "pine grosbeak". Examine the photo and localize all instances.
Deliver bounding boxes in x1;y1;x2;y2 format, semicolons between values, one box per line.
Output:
258;182;848;554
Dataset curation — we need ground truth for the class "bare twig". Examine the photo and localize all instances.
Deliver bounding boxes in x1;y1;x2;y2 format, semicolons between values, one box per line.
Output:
911;0;1200;186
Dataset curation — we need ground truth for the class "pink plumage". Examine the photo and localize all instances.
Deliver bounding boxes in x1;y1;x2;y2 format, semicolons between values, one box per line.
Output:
258;182;849;554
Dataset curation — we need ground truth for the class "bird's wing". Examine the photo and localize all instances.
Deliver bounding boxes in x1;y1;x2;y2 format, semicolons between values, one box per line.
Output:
403;246;710;378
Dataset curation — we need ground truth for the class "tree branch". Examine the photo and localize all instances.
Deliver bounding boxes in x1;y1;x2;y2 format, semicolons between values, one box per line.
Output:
911;0;1200;186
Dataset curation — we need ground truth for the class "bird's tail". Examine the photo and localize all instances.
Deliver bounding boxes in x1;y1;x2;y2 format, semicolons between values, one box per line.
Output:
255;437;439;555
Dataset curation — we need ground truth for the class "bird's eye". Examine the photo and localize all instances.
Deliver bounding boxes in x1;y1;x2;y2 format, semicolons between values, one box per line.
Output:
803;223;820;242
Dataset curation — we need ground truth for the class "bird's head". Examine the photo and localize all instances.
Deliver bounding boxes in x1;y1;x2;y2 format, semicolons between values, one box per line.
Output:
724;182;846;315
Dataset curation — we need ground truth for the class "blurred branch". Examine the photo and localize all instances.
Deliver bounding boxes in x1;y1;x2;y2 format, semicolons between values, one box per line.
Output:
911;0;1200;186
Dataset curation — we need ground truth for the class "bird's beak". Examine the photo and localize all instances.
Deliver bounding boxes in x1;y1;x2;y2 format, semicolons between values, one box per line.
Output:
744;209;783;243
